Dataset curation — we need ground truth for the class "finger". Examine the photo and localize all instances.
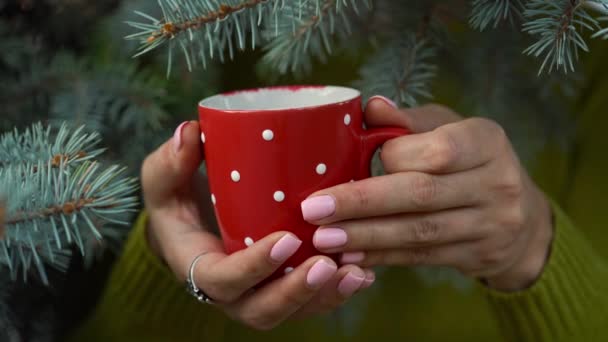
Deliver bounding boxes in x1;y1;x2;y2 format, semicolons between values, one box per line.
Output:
228;256;337;331
344;243;477;271
292;264;367;318
313;208;484;253
380;118;507;174
142;121;203;208
365;98;460;133
360;269;376;289
302;169;485;225
191;231;303;303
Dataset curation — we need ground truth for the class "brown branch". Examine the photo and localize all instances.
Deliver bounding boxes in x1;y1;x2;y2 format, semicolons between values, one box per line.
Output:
292;0;336;40
148;0;267;42
557;0;582;42
6;197;96;226
0;152;88;170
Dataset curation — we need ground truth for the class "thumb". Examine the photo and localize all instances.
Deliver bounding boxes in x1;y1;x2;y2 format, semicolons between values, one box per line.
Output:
142;121;203;207
364;96;461;133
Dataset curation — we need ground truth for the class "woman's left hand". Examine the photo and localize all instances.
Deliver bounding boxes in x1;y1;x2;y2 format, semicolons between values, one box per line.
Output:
302;97;554;292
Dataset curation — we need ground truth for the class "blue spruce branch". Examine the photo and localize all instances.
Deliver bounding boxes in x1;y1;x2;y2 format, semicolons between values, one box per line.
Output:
355;33;437;108
261;0;369;74
50;61;169;139
126;0;278;76
469;0;525;30
523;0;607;74
0;124;139;284
126;0;365;75
0;123;105;171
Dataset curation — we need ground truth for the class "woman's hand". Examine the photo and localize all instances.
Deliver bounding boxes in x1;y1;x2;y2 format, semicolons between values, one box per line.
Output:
141;121;374;331
303;98;554;292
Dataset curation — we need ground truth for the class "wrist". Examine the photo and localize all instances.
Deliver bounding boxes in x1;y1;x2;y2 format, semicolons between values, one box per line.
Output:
145;213;165;262
486;186;554;291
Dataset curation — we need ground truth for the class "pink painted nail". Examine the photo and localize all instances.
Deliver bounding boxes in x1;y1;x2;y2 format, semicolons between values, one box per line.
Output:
307;260;337;288
301;195;336;221
270;234;302;263
313;228;347;249
338;272;366;297
369;95;398;109
361;271;376;289
173;121;189;154
341;252;365;264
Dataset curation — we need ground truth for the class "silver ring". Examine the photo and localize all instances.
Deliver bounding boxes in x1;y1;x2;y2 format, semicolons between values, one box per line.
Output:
185;252;214;304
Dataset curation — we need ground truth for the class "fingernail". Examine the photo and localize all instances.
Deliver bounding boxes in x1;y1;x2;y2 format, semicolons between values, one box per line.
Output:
307;260;337;288
270;234;302;263
313;228;347;249
338;272;366;297
341;252;365;264
173;121;189;154
301;195;335;221
369;95;398;109
361;271;376;289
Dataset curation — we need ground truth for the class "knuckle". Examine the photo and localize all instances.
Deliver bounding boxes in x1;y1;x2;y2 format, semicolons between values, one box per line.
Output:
409;219;441;245
410;174;438;208
279;289;310;309
379;141;400;172
497;165;524;199
405;248;432;265
486;119;510;150
476;118;506;137
237;260;267;280
428;129;459;171
352;184;371;209
362;224;380;247
500;205;526;235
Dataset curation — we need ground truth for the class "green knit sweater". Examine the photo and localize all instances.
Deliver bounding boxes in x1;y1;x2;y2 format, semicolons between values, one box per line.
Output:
68;48;608;341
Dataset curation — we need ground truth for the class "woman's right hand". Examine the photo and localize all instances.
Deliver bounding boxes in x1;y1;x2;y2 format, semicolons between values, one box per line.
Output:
141;121;375;331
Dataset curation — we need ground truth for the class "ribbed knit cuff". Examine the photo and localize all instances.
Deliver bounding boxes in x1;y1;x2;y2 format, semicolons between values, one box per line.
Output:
484;201;608;341
71;212;227;341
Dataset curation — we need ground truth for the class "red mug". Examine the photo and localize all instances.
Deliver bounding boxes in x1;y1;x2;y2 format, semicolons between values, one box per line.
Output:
198;85;408;281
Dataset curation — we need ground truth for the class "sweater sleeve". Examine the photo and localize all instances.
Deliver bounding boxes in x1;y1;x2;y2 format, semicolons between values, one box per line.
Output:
67;212;228;342
483;200;608;341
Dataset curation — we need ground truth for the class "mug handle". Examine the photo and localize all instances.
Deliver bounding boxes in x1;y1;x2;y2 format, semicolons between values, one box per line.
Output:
358;126;410;179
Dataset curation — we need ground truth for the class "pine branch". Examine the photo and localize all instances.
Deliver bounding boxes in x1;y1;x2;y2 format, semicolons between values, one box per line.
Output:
126;0;277;75
261;0;368;74
0;123;105;171
523;0;604;74
0;124;139;284
590;1;608;38
355;33;437;108
50;62;169;139
126;0;366;75
469;0;524;30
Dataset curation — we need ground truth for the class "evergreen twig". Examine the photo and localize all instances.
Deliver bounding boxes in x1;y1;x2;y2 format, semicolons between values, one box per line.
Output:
0;124;139;284
0;123;105;171
262;0;369;74
469;0;525;30
523;0;604;74
355;33;437;108
126;0;277;75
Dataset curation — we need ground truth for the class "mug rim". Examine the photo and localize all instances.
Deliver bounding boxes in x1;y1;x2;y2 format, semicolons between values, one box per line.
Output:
198;85;361;112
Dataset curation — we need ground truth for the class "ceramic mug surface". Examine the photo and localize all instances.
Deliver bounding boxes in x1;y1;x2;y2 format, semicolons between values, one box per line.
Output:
198;85;408;280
